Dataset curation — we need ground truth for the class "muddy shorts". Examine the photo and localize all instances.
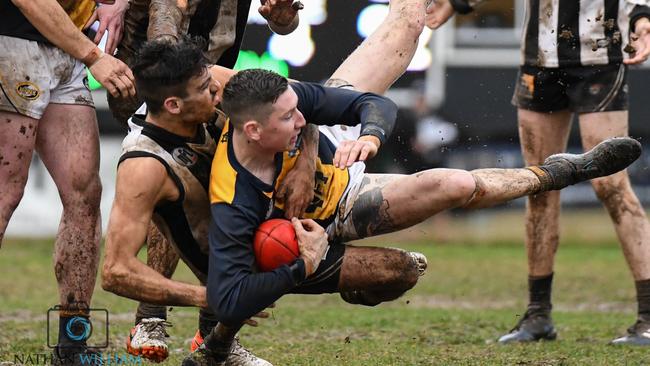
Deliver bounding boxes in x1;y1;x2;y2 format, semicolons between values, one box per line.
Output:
512;63;628;113
0;35;94;119
318;124;367;243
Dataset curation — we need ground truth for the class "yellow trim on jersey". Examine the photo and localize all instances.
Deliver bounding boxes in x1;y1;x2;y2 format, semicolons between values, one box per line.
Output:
59;0;96;30
209;119;350;224
209;119;238;205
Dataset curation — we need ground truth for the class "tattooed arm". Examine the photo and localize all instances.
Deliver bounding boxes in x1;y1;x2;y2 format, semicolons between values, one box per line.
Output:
102;157;208;307
147;0;187;42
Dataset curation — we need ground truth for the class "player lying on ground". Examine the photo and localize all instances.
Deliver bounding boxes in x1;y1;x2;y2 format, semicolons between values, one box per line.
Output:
100;36;322;364
104;0;434;362
198;65;641;363
101;32;425;364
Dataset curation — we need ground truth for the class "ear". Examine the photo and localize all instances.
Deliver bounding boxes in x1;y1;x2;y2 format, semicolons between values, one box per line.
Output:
243;120;262;142
162;97;183;115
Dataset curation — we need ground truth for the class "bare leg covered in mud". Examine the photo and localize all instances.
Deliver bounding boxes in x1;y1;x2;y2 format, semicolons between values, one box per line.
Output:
39;104;102;311
579;112;650;282
0;111;39;246
326;0;426;95
338;246;422;306
335;133;641;241
32;104;102;355
134;223;180;324
518;109;572;277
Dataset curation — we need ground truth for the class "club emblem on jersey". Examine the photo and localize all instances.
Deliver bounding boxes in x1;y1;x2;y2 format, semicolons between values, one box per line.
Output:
172;147;198;167
15;82;41;100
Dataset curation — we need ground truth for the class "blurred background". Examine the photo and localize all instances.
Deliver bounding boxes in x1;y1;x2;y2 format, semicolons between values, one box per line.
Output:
7;0;650;237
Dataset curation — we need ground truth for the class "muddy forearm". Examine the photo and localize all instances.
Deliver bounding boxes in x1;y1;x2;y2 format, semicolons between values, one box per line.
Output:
147;0;185;41
102;257;207;307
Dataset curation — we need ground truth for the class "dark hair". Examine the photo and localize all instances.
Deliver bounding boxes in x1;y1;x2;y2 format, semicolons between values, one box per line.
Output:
221;69;289;128
131;36;207;114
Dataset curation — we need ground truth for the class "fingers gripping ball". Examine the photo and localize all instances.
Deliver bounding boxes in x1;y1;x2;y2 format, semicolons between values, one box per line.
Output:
254;219;300;272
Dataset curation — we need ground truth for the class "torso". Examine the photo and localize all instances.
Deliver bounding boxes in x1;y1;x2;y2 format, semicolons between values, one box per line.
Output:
119;110;226;282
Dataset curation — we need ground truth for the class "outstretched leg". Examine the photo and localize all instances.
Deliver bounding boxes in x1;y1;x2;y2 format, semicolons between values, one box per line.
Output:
335;137;641;240
327;0;426;94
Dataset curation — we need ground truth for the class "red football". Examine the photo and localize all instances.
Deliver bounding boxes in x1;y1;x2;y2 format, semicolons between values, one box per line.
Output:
253;219;300;272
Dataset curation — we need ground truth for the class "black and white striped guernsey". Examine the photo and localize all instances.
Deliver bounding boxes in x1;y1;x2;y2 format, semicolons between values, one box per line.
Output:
452;0;650;67
118;106;226;283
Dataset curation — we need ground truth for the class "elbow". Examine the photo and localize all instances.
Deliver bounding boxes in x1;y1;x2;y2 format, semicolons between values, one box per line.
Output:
101;258;126;294
207;292;238;326
385;97;398;117
207;289;251;326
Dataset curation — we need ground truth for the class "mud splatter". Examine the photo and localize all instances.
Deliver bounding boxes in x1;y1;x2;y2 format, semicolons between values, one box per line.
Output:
559;29;573;40
74;95;93;104
19;126;26;135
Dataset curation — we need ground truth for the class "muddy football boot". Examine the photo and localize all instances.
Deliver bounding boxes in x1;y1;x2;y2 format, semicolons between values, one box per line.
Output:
530;137;642;191
126;317;171;362
498;309;557;344
611;320;650;346
183;336;272;366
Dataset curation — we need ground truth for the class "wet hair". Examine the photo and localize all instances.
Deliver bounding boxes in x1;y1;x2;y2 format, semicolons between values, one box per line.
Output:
221;69;289;128
131;36;207;114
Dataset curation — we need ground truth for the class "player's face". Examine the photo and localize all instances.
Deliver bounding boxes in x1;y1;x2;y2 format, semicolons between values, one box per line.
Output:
180;67;221;125
260;86;306;152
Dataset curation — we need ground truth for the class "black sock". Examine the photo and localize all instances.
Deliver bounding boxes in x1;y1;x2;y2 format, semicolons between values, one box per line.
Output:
58;314;89;354
636;279;650;322
199;308;220;339
135;303;167;325
528;273;553;314
203;323;242;362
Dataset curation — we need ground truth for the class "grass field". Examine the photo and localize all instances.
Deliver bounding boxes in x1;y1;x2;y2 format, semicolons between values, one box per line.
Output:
1;209;650;365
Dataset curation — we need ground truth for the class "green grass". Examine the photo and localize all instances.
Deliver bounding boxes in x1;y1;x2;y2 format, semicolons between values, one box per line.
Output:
1;210;648;365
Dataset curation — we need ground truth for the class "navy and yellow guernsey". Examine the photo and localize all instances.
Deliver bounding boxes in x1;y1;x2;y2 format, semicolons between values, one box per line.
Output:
206;81;398;325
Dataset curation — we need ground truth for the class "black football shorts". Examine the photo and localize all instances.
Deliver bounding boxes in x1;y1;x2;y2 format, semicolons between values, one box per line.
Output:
512;63;628;113
291;242;346;294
